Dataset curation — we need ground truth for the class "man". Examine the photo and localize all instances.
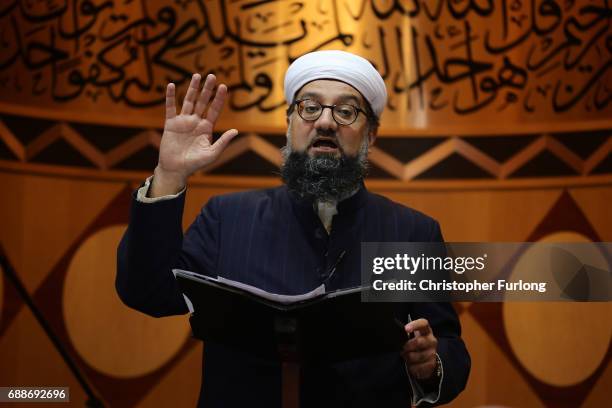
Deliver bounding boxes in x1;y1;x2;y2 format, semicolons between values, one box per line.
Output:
116;50;470;407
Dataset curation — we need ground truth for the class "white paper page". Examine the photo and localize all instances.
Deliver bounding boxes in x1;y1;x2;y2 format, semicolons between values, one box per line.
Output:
173;269;327;305
218;276;326;304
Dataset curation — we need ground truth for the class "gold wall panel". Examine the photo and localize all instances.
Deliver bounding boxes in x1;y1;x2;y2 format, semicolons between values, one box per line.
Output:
0;0;609;134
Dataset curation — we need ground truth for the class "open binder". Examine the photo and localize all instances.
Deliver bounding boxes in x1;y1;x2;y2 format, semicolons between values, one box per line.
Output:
174;269;408;363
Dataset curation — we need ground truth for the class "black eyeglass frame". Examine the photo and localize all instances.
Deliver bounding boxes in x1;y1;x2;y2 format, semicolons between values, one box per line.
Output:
293;99;368;126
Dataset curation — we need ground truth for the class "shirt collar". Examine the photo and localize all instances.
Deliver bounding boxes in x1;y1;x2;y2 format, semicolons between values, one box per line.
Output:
287;182;368;215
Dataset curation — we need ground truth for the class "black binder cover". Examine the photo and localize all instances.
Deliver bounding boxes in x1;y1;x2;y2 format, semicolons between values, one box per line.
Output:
175;271;408;363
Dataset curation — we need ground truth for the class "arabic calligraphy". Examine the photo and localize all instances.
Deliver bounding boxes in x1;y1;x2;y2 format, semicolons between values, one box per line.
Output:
0;0;609;128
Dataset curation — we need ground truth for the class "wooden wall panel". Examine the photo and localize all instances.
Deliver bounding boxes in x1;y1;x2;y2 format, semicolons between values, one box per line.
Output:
134;345;203;408
451;313;547;408
569;187;612;241
381;189;564;242
0;173;124;293
582;360;612;407
0;308;89;407
1;170;610;407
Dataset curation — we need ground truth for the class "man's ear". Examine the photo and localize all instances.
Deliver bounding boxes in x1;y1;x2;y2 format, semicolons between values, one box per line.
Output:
368;126;378;147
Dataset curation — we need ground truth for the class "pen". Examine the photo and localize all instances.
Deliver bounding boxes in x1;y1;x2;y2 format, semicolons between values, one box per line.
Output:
324;250;347;283
406;313;415;340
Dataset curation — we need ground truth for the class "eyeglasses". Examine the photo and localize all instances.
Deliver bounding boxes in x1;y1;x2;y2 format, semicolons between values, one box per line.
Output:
294;99;366;126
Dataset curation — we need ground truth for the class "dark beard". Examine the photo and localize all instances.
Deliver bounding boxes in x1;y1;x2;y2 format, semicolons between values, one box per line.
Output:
280;150;368;202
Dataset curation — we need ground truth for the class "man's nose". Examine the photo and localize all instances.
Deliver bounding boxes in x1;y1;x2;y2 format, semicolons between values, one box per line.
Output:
314;107;338;131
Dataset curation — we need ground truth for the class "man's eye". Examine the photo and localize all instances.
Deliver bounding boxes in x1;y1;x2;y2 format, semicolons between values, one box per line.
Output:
304;104;320;113
336;106;354;117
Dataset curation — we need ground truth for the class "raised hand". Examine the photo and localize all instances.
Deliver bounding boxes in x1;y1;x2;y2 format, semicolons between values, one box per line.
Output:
151;73;238;197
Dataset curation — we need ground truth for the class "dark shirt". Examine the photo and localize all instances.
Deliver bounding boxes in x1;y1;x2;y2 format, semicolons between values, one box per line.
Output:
116;184;470;407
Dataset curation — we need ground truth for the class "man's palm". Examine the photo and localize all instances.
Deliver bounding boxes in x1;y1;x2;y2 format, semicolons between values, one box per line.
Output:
158;74;238;181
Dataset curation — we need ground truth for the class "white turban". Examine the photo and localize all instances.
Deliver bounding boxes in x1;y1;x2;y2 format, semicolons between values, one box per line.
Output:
284;50;387;118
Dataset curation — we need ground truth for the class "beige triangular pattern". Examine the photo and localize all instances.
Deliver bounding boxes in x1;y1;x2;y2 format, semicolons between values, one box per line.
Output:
24;123;105;168
106;130;161;168
201;134;281;173
0;119;25;160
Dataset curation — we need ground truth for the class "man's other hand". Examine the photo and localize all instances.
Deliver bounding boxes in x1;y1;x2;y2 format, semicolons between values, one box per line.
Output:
401;318;439;381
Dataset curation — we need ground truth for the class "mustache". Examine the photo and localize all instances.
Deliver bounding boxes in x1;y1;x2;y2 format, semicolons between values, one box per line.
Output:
307;129;343;151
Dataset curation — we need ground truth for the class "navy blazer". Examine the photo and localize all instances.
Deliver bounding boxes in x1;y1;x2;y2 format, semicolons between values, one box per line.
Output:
116;185;470;407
